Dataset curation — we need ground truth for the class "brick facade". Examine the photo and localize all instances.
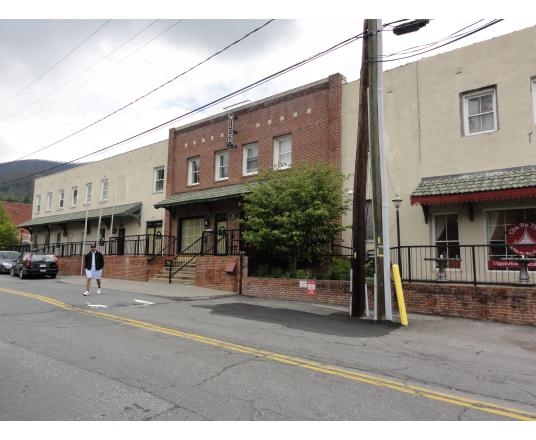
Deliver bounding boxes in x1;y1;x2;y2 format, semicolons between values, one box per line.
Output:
195;255;243;292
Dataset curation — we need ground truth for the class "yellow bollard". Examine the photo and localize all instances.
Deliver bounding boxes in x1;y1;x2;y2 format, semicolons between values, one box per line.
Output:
392;264;408;326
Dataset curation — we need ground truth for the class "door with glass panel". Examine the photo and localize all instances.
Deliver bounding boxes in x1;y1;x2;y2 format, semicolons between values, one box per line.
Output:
180;218;204;253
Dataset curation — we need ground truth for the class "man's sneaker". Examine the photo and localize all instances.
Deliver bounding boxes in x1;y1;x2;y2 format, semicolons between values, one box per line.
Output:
97;288;102;294
82;291;90;296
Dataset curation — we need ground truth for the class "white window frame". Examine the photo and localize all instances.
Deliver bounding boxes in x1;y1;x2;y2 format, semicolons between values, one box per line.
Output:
462;87;497;136
35;194;41;214
85;182;92;205
46;192;52;211
273;134;292;170
72;187;78;207
187;157;200;186
215;150;230;181
433;213;460;259
242;142;259;176
153;166;165;193
532;77;536;125
58;190;65;209
100;178;109;202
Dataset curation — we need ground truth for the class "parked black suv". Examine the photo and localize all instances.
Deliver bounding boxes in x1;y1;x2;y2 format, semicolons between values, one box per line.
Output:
10;252;59;279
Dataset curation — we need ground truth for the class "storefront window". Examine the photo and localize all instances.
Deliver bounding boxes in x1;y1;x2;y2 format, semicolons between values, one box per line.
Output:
434;214;460;259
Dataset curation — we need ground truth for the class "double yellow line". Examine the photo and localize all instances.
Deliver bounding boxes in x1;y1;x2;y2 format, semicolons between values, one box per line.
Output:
2;286;535;421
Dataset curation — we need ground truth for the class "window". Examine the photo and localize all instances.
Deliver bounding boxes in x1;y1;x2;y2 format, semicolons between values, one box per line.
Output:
72;187;78;206
462;87;497;135
153;166;165;192
243;142;259;176
56;232;61;244
58;190;65;209
188;157;200;185
434;214;460;259
215;150;229;181
101;178;109;201
273;134;292;169
85;183;92;204
35;195;41;214
46;192;52;211
486;208;536;269
532;78;536;125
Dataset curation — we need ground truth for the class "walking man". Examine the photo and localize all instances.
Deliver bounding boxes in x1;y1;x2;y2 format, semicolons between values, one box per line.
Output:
83;243;104;296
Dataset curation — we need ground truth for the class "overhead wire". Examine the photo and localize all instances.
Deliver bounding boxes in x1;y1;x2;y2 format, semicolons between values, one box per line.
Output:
0;20;112;111
0;31;365;185
4;19;163;121
11;19;274;162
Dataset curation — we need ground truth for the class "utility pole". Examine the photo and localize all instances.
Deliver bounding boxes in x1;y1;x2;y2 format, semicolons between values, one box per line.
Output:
351;20;371;317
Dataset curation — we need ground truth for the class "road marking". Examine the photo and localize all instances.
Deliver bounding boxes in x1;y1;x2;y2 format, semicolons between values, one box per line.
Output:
134;299;155;305
2;286;536;421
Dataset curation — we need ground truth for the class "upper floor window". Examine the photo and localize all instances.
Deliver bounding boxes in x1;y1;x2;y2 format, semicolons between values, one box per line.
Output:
273;134;292;169
46;192;52;211
35;194;41;214
72;187;78;206
462;87;497;136
243;142;259;176
215;150;229;181
58;190;65;209
532;77;536;125
188;157;200;186
85;182;92;204
153;166;165;192
101;178;109;201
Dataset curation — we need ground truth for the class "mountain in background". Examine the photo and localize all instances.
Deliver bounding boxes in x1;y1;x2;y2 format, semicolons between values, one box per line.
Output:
0;160;79;203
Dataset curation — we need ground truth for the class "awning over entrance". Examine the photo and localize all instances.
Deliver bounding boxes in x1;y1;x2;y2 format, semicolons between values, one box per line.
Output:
17;202;142;228
154;182;256;209
411;166;536;206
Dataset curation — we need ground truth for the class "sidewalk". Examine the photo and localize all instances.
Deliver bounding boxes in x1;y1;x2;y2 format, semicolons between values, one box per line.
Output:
57;275;237;300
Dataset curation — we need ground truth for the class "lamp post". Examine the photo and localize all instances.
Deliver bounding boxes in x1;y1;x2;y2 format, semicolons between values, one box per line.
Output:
392;195;402;274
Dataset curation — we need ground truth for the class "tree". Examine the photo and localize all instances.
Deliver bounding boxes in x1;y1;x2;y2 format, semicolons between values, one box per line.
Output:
241;161;349;272
0;203;18;249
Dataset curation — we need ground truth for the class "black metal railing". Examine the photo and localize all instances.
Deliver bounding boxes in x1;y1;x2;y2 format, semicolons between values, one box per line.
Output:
22;234;176;257
389;243;536;286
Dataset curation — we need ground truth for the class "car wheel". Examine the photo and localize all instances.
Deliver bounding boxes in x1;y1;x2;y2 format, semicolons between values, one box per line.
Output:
50;274;56;279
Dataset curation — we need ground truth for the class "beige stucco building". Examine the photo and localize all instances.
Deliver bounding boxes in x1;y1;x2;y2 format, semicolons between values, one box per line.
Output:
342;25;536;283
20;140;168;254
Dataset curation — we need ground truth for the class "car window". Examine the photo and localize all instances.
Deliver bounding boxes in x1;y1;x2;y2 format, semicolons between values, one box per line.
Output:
1;252;19;259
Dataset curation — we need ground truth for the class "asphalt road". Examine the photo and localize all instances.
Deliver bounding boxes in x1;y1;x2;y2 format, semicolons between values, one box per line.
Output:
1;273;536;424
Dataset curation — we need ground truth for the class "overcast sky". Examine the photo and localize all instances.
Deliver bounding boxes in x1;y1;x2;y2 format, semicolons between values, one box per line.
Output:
1;2;534;169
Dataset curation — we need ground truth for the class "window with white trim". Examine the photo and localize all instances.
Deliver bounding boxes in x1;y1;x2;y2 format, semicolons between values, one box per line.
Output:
101;178;109;201
532;78;536;125
243;142;259;176
35;194;41;214
215;150;229;181
273;134;292;169
462;87;497;136
58;190;65;209
72;187;78;207
434;213;460;259
85;182;92;204
46;192;52;211
153;166;165;192
188;157;200;185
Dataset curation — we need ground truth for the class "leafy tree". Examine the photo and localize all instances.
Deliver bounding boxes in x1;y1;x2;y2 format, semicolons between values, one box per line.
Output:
241;161;349;272
0;203;18;249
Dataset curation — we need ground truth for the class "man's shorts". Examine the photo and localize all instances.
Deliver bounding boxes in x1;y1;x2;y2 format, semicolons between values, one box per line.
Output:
85;269;103;279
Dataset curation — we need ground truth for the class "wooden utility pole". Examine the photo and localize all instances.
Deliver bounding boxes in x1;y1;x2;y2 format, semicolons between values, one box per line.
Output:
351;20;371;317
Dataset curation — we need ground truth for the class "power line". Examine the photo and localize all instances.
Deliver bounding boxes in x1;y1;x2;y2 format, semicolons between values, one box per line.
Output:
12;19;274;162
0;20;112;111
1;31;364;185
5;19;162;121
21;19;184;121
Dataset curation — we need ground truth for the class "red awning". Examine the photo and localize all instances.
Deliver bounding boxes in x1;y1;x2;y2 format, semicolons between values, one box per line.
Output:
411;187;536;206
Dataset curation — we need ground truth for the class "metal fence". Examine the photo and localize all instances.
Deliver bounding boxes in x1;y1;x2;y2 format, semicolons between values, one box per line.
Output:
390;244;536;286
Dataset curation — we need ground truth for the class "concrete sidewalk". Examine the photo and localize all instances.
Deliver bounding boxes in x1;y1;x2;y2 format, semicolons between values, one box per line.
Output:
57;275;237;300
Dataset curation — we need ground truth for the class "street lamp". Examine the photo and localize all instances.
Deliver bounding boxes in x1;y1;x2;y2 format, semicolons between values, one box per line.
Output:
392;195;403;274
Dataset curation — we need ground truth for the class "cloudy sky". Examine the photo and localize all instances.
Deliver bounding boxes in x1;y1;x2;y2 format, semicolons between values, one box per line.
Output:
1;2;534;170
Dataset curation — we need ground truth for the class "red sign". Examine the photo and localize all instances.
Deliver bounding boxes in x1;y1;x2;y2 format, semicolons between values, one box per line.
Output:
506;222;536;256
306;280;316;296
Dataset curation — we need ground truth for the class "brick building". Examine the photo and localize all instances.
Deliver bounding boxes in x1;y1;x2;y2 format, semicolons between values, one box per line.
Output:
1;201;32;243
156;73;345;252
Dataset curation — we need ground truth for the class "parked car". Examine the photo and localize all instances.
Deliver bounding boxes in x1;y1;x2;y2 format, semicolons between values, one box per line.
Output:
10;252;59;279
0;251;20;274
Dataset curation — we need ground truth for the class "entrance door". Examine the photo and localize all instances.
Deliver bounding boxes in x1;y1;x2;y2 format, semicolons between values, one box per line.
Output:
117;228;126;255
180;218;204;252
216;215;227;255
146;221;163;255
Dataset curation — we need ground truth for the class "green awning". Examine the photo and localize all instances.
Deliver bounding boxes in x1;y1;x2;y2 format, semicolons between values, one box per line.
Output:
18;202;142;228
155;183;256;209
